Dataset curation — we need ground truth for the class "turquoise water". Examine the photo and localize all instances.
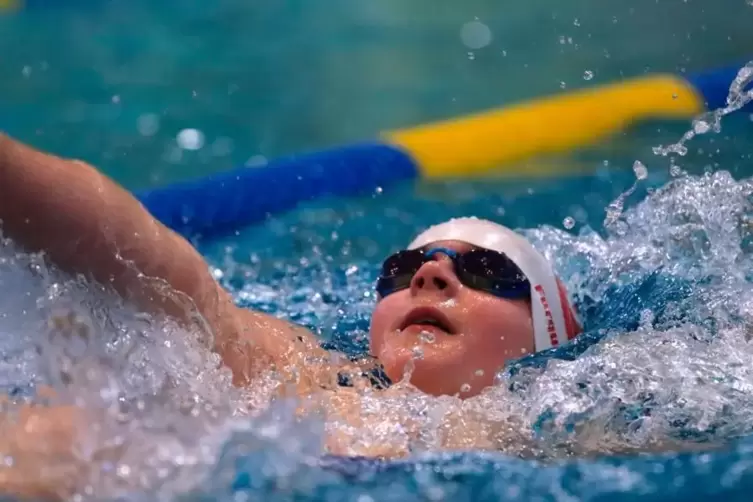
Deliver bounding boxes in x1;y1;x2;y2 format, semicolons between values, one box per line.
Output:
4;1;753;501
2;0;753;186
7;168;753;501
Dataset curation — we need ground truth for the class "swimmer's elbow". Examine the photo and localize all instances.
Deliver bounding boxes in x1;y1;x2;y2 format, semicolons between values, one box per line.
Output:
0;134;226;339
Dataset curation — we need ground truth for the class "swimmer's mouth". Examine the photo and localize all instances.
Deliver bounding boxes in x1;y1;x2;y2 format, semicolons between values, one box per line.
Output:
400;307;456;335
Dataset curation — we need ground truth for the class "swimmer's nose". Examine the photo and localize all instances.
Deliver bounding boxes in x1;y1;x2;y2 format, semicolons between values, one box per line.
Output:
410;256;460;298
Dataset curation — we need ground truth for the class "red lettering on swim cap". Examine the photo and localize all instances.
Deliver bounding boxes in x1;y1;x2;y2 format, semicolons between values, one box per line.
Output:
557;279;582;340
534;284;559;347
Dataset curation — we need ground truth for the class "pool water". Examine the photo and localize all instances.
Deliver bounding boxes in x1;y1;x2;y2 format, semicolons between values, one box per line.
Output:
2;0;753;186
6;152;753;500
4;1;753;501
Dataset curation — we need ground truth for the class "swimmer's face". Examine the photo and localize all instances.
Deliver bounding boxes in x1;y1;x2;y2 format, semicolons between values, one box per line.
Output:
369;240;534;398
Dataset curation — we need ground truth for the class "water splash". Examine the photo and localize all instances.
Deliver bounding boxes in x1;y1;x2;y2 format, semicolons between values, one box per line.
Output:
5;169;753;499
204;168;753;463
653;61;753;157
6;167;753;500
0;238;328;501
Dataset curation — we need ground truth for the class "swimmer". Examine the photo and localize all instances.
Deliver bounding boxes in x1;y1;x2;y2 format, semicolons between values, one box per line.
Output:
0;134;581;497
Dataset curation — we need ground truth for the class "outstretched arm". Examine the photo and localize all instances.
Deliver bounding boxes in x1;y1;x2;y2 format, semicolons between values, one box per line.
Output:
0;134;333;388
0;134;227;328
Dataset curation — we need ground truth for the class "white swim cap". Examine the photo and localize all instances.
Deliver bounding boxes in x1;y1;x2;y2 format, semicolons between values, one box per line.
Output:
408;217;581;352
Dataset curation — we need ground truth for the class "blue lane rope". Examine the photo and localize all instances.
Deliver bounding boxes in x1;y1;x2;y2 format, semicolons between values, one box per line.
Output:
132;62;752;241
136;143;418;240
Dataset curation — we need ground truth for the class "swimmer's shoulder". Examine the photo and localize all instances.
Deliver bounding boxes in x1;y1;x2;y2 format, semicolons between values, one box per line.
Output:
231;308;391;391
225;307;334;387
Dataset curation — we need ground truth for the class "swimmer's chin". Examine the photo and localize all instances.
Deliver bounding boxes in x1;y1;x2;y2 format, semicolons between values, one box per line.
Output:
377;347;459;388
379;337;462;364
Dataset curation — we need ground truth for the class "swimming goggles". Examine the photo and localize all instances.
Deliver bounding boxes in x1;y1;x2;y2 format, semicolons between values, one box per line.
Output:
376;247;530;299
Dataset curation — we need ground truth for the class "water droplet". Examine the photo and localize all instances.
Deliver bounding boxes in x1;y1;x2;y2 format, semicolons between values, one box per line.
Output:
234;492;250;502
639;309;655;326
570;205;589;223
563;216;575;229
402;359;416;378
374;186;383;194
419;331;436;344
633;160;648;180
467;51;476;60
427;486;445;501
693;120;711;134
137;113;160;137
474;369;485;377
460;20;493;49
440;298;457;308
460;383;471;393
176;128;205;150
21;65;32;78
211;137;234;157
583;70;594;81
605;200;625;227
412;347;425;360
111;95;121;104
573;18;581;26
117;464;131;477
494;372;506;386
560;81;567;89
245;155;268;168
